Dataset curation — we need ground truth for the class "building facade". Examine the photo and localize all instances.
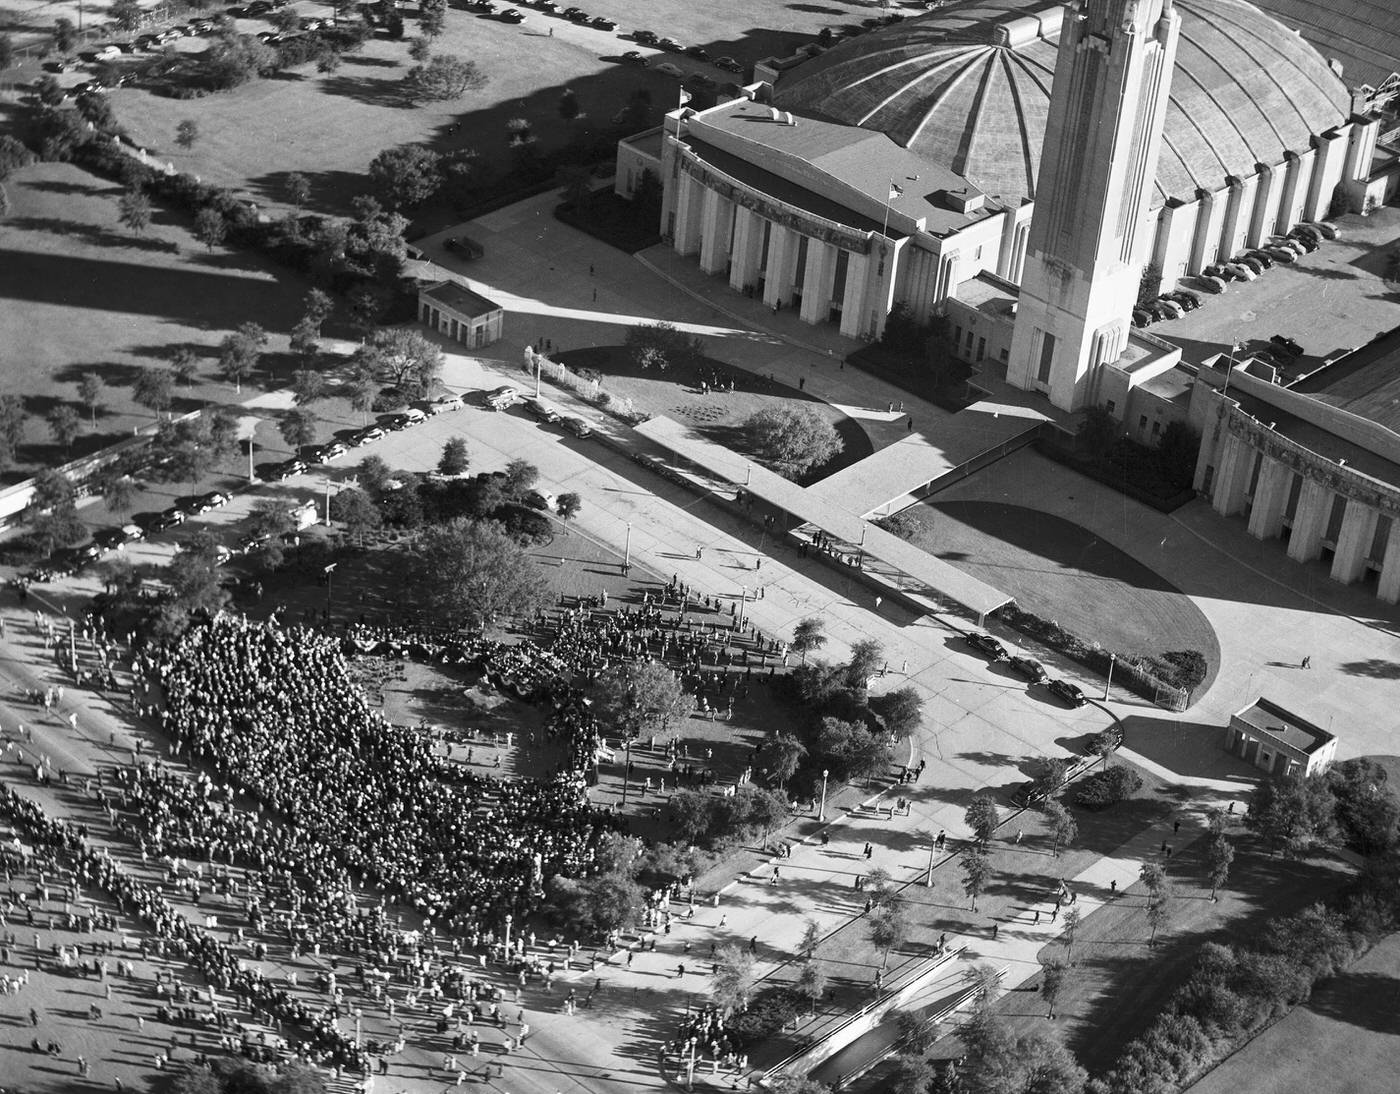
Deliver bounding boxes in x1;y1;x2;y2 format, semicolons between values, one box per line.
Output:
1225;698;1336;779
417;281;504;349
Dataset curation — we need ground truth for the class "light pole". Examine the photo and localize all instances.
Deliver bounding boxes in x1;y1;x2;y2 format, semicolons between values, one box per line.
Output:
818;768;829;822
247;438;255;484
1103;652;1116;701
324;477;334;527
353;1007;362;1047
323;563;336;623
738;586;747;629
926;838;936;887
503;913;513;955
745;463;752;486
534;355;542;398
621;735;633;805
624;522;632;570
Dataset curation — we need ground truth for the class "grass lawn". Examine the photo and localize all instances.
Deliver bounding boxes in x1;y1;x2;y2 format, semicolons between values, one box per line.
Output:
555;345;876;481
899;500;1221;684
1183;928;1400;1094
102;0;864;215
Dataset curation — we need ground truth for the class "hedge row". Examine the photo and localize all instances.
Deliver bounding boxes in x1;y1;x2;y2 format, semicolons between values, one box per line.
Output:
1090;883;1399;1094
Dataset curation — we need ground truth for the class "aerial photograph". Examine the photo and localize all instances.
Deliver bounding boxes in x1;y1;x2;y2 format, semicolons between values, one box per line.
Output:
0;0;1398;1091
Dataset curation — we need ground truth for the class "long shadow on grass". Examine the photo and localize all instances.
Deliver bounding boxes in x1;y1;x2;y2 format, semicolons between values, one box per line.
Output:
1305;969;1400;1034
317;72;413;109
6;215;182;255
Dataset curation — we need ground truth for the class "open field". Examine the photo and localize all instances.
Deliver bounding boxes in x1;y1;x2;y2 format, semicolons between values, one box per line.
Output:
63;0;894;214
898;499;1221;682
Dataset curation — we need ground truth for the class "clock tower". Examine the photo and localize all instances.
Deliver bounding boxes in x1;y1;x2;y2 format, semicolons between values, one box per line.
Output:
1006;0;1180;411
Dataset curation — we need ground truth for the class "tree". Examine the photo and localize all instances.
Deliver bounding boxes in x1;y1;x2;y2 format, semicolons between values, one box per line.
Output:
965;793;1000;847
205;29;276;89
303;288;334;332
591;661;694;740
330;487;381;544
1078;404;1118;461
411;517;549;629
623;321;704;373
404;54;488;103
26;469;83;553
356;455;393;496
52;17;76;54
1140;862;1174;947
77;373;104;425
170;347;199;388
75;90;117;132
278;408;317;451
868;899;909;970
869;687;922;739
710;944;755;1017
33;73;66;108
798;919;821;962
0;394;25;468
795;960;826;1016
284;172;311;210
0;35;13;72
418;0;446;35
764;733;806;787
1156;420;1200;492
558;87;579;122
1146;890;1173;947
438;436;469;476
248;499;300;540
1326;757;1400;855
218;323;267;392
368;143;442;209
1245;776;1338;858
289;319;320;364
1206;834;1234;902
271;6;300;31
791;617;827;662
290;368;325;405
886;1053;935;1094
175;119;200;151
961;847;990;911
316;47;342;74
1041;959;1067;1018
745;405;843;478
118;187;152;235
194;206;227;252
845;639;884;689
47;405;80;455
501;458;538;499
0;184;9;222
408;34;432;62
133;367;175;418
360;328;443;398
1061;906;1081;964
555;492;581;531
1043;799;1079;857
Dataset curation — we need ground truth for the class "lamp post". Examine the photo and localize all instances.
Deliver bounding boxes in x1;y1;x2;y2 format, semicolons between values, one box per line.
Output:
745;463;751;486
624;522;632;570
818;768;829;822
247;437;255;484
503;913;513;955
534;354;542;398
926;837;936;887
324;477;334;527
621;735;633;806
738;586;747;630
1103;652;1116;701
353;1007;362;1047
323;562;336;623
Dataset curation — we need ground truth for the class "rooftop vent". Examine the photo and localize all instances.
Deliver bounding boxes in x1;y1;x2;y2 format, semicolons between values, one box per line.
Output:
939;188;986;214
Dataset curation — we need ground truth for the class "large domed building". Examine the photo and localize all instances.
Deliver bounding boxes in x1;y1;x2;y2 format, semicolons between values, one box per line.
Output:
615;0;1391;349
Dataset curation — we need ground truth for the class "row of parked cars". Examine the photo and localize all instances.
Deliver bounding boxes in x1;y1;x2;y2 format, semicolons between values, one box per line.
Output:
486;387;593;438
964;632;1087;708
1132;222;1340;330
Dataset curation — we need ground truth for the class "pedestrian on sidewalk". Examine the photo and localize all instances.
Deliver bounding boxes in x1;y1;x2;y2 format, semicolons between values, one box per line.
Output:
990;924;998;940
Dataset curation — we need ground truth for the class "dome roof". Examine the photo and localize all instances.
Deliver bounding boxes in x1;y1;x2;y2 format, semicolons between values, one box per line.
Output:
772;0;1350;206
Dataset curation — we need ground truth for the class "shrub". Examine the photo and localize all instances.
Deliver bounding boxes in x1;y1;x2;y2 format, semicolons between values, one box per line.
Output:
1074;764;1142;809
728;987;803;1046
493;503;552;545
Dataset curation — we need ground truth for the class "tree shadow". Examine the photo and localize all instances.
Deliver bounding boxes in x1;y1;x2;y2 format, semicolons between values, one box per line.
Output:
1339;658;1400;679
21;178;111;196
787;3;848;11
316;72;413;109
1306;968;1400;1034
1117;713;1263;783
341;54;402;68
7;215;183;255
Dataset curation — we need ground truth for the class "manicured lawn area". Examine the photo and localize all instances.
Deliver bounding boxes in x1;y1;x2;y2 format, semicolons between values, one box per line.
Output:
899;500;1220;684
555;345;877;481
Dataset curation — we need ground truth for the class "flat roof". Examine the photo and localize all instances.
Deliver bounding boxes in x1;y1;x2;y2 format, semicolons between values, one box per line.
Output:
1139;366;1194;402
689;97;999;236
955;272;1018;316
637;416;1012;619
621;126;665;161
1233;388;1400;494
1233;697;1334;755
421;280;501;318
1291;327;1400;434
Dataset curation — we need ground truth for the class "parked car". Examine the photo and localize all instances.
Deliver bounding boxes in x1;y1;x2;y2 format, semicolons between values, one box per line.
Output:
561;5;585;17
430;393;464;412
498;7;525;20
1168;287;1201;309
654;61;684;78
1047;679;1086;707
1130;307;1153;328
91;524;144;552
683;44;709;59
486;386;521;411
687;73;717;91
714;55;743;72
1271;237;1306;257
1310;221;1341;240
562;416;592;438
965;633;1007;661
150;507;187;532
1193;274;1227;294
1155;297;1185;319
631;28;658;43
265;458;307;482
522;397;560;423
444;235;485;259
1144;300;1176;322
1263;246;1296;264
588;15;615;28
1226;260;1258;280
348;425;385;447
198;490;233;510
1270;334;1304;358
620;50;648;65
657;36;682;51
1007;656;1048;684
1242;249;1274;269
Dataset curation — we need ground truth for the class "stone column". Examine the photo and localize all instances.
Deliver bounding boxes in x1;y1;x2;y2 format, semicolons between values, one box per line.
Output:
1286;476;1332;563
1330;498;1379;584
1377;521;1400;603
798;240;838;325
1247;456;1291;539
1210;434;1253;518
698;189;734;276
762;226;799;309
673;173;704;256
728;207;765;293
839;250;871;338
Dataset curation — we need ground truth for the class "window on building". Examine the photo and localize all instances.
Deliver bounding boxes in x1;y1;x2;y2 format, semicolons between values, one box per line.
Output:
1036;331;1056;383
1138;415;1148;430
831;250;850;304
953;325;963;347
976;337;985;361
999;347;1009;362
1105;400;1116;415
974;245;983;261
964;329;974;350
1151;420;1161;438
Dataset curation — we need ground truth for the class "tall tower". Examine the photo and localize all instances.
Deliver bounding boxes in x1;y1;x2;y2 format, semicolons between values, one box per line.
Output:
1006;0;1180;411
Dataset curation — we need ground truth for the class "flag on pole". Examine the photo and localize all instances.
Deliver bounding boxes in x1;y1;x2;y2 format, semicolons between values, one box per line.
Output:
888;180;904;200
678;88;692;106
